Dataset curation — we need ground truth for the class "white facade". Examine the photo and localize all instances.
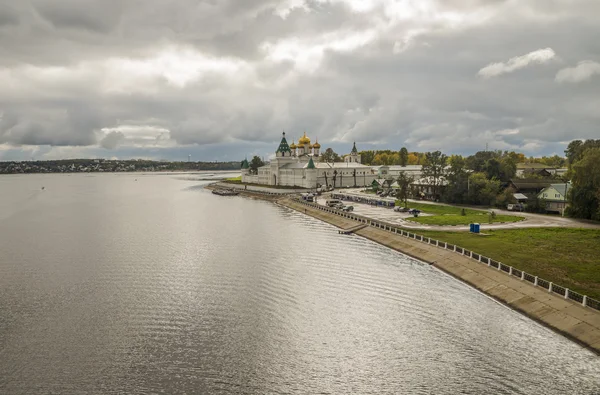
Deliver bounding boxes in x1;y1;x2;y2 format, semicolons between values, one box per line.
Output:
241;132;377;189
377;165;423;180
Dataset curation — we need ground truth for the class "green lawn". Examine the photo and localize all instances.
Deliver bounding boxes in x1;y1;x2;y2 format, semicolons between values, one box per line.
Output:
417;228;600;300
397;201;524;225
225;176;242;182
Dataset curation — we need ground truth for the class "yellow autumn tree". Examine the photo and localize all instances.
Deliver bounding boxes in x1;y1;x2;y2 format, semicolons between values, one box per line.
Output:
407;153;419;165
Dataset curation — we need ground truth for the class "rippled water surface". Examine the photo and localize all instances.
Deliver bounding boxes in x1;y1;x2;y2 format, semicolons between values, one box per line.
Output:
0;173;599;394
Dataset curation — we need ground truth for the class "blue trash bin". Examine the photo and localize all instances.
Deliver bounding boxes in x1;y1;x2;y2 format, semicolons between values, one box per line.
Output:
474;223;480;233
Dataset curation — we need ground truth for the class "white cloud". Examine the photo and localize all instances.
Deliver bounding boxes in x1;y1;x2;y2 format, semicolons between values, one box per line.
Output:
555;60;600;83
261;29;377;72
98;125;174;148
478;48;556;78
495;128;520;136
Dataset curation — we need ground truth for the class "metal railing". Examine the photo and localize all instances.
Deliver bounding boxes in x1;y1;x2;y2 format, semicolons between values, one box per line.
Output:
292;197;600;311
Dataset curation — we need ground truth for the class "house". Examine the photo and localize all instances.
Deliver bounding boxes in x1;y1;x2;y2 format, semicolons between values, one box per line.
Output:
512;193;529;204
538;183;570;214
509;179;552;196
521;168;553;178
555;168;569;178
376;165;423;180
411;176;448;201
516;163;557;177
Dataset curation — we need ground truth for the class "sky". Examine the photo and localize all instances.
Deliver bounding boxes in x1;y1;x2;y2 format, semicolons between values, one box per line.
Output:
0;0;599;162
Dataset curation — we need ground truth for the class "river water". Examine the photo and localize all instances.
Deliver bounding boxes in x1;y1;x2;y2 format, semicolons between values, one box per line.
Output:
0;173;598;394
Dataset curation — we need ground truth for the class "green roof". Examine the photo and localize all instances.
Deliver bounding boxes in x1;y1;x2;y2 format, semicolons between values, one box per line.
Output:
241;158;249;169
276;132;292;154
307;157;316;169
351;142;358;154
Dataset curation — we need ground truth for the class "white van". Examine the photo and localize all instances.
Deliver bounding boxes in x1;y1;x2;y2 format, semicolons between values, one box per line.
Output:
326;199;342;207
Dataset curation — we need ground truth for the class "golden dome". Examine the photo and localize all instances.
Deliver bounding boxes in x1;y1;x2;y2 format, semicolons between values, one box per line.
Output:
290;140;297;149
313;139;321;149
309;144;314;149
298;132;311;145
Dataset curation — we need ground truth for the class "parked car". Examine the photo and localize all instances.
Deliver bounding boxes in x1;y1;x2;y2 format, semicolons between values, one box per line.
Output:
407;209;421;215
394;206;410;212
342;205;354;212
507;203;524;212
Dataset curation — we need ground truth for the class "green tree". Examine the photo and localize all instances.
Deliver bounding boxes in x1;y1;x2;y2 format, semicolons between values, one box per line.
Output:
483;158;502;180
359;150;375;165
399;147;409;167
496;186;517;208
565;140;584;165
467;172;501;206
422;150;448;200
567;147;600;220
396;171;414;207
443;155;468;203
322;148;342;163
249;156;264;175
466;150;498;172
499;156;517;182
565;139;600;166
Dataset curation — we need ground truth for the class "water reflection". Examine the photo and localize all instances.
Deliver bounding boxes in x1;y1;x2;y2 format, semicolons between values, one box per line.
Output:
0;173;598;394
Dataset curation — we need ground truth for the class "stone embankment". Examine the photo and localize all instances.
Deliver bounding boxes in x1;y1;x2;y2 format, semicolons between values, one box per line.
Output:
276;195;600;355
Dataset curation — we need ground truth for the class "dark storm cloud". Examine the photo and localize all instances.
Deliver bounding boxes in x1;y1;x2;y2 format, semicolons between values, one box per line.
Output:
1;0;599;161
0;3;19;27
32;0;124;33
99;131;125;150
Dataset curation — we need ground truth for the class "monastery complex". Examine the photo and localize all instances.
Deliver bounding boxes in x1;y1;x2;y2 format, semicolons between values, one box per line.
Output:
240;132;424;189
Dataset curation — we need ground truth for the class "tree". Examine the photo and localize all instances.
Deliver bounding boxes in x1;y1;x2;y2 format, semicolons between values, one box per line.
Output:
499;156;517;182
360;151;375;165
565;139;600;166
567;147;600;220
322;148;342;163
466;150;498;172
443;155;468;203
249;156;264;175
396;172;414;207
421;151;448;200
538;155;567;168
496;186;517;208
399;147;409;166
467;172;501;206
407;153;419;165
483;158;502;180
565;140;584;165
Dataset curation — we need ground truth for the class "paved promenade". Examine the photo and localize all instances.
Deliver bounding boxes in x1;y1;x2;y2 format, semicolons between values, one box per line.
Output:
279;197;600;355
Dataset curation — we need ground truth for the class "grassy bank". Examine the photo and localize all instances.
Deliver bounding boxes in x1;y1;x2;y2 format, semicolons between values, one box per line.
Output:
417;228;600;300
397;201;524;226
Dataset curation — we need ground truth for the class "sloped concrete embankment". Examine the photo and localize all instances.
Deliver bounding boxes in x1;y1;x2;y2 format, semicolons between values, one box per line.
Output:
278;197;600;355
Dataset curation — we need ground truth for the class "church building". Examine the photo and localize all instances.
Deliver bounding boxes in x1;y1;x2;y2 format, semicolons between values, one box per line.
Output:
241;132;377;189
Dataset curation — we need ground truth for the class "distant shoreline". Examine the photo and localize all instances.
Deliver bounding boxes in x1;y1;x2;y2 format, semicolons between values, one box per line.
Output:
0;170;241;176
